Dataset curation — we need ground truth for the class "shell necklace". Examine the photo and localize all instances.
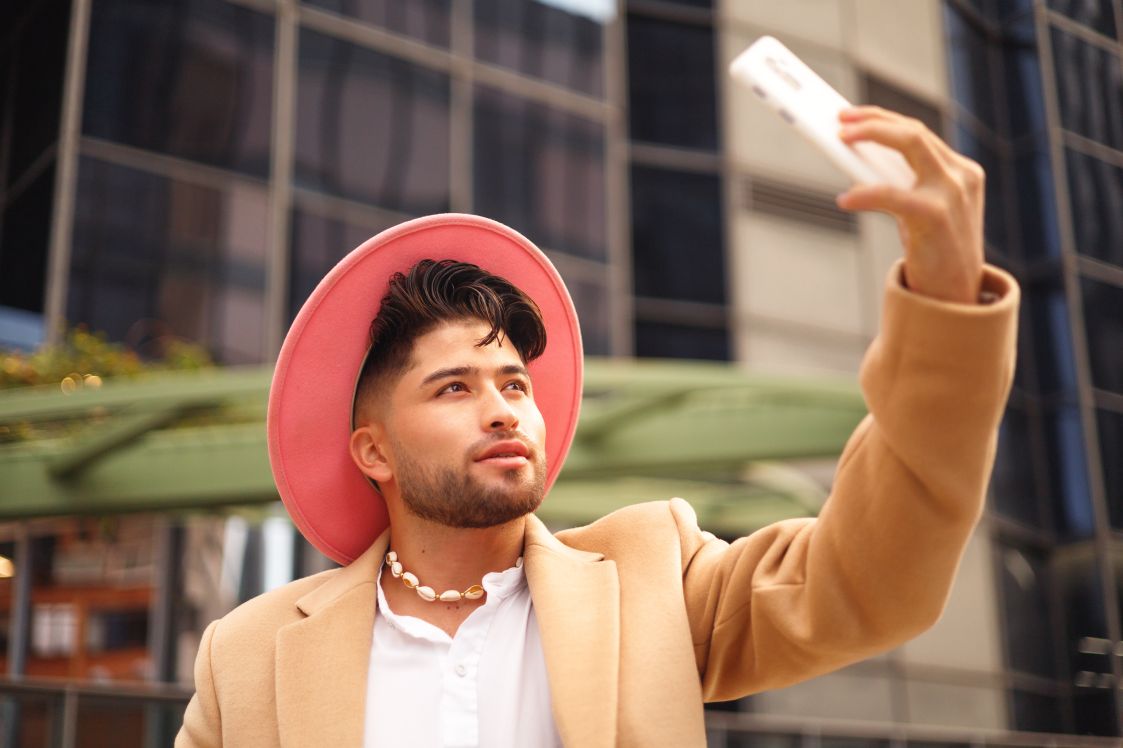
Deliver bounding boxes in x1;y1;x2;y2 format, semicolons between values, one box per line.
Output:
384;550;523;603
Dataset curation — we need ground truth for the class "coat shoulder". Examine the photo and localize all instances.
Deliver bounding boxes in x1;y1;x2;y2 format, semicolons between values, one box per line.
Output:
209;567;341;651
553;497;702;557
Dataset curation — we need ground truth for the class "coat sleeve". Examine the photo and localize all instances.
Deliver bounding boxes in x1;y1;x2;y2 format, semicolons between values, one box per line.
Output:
679;259;1020;702
175;619;223;747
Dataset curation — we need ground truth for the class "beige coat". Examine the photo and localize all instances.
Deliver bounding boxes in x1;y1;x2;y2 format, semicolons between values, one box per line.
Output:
175;261;1019;747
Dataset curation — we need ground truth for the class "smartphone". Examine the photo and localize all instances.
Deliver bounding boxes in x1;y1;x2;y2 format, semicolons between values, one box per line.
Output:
729;36;916;190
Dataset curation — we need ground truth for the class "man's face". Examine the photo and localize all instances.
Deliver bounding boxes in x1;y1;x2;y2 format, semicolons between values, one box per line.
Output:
373;318;548;528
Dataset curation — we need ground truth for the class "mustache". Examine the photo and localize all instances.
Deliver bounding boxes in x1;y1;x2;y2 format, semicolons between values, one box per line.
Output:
468;431;539;460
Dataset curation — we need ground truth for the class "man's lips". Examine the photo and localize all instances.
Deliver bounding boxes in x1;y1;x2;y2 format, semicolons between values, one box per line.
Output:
474;439;531;467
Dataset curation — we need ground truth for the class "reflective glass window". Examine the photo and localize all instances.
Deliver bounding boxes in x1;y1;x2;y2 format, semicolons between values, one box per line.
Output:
67;157;268;364
473;86;607;261
1044;404;1094;540
474;0;606;98
288;207;394;324
946;6;999;131
295;29;451;214
1066;149;1123;268
954;125;1006;253
1050;27;1123;151
560;273;610;356
302;0;451;47
0;162;54;315
1100;409;1123;530
83;0;274;178
1024;277;1077;397
626;14;717;150
635;320;729;361
1001;28;1047;139
1081;278;1123;394
1009;690;1063;733
630;165;724;304
998;543;1058;678
990;405;1046;529
1047;0;1118;38
6;0;68;183
1012;143;1061;260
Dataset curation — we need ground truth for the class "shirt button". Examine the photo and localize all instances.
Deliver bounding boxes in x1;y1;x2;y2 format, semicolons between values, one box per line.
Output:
455;663;467;677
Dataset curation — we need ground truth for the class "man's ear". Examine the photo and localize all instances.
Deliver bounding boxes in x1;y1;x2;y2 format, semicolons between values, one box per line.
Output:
349;422;394;484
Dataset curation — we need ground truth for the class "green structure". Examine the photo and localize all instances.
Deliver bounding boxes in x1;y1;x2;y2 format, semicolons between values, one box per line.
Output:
0;360;866;535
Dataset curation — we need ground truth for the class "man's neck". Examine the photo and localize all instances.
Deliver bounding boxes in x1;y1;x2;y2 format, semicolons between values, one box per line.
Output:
385;513;527;593
378;510;528;637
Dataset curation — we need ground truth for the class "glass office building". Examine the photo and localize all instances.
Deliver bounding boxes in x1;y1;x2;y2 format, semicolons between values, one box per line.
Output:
1;0;1122;744
943;0;1123;738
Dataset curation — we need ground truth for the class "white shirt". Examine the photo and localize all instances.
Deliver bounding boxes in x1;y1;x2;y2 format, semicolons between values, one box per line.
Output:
363;559;562;748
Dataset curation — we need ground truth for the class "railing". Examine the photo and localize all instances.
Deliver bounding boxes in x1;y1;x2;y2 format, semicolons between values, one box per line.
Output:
0;677;191;748
0;676;1118;748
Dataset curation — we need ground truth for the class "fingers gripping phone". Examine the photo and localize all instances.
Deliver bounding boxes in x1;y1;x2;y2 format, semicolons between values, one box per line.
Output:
730;36;917;191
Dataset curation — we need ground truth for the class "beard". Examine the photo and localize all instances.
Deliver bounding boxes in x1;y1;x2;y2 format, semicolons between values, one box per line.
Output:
390;434;547;529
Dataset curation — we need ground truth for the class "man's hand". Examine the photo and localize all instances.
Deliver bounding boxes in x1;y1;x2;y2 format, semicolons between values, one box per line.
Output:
835;106;986;305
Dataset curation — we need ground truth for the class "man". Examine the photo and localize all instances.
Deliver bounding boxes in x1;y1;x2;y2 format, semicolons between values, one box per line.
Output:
176;107;1019;747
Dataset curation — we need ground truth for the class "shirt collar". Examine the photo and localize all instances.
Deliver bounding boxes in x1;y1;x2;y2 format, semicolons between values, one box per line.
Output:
375;559;527;642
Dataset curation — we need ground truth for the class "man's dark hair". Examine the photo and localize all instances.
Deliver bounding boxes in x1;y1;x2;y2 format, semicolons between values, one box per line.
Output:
352;259;547;420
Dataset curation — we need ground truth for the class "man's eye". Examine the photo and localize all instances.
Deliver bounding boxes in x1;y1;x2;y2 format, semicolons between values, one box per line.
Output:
505;380;529;393
440;382;467;394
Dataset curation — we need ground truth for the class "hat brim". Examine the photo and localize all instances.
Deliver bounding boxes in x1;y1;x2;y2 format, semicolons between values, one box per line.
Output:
267;214;583;565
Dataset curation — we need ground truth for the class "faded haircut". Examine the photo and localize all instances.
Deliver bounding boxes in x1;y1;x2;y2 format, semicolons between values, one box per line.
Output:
352;259;547;421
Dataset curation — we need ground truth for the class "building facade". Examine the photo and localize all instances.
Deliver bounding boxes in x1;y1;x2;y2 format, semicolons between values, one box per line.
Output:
0;0;1121;744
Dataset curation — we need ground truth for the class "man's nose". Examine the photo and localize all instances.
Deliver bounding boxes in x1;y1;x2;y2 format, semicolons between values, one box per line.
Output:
482;387;519;431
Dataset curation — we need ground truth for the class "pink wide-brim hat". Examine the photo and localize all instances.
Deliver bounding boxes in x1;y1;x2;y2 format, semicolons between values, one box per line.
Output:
266;214;584;566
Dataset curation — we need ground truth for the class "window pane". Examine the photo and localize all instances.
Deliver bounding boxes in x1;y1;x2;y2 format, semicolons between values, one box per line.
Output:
302;0;451;47
626;14;717;149
630;165;725;303
998;544;1058;677
990;405;1046;529
67;157;268;364
84;0;274;178
6;0;68;183
1009;690;1063;733
954;125;1006;253
1066;149;1123;268
1081;278;1123;394
1057;548;1110;736
635;320;729;360
473;86;607;261
288;207;394;323
1001;22;1047;139
1012;143;1061;260
1047;0;1118;38
1050;27;1123;151
1099;408;1123;531
0;161;54;315
559;273;610;356
1044;404;1094;540
295;29;450;214
1024;277;1077;397
474;0;606;97
946;6;998;131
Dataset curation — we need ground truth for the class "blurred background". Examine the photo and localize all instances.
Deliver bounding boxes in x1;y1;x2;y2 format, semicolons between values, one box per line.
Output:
0;0;1121;745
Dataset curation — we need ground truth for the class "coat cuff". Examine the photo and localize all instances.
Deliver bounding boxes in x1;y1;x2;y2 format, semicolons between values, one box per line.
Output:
878;259;1020;369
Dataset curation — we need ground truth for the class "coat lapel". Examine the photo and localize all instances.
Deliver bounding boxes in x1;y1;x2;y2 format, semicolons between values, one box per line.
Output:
275;530;388;748
524;514;620;748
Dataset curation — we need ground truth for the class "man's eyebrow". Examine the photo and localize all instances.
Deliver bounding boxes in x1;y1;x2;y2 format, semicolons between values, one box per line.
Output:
419;364;530;388
420;366;476;388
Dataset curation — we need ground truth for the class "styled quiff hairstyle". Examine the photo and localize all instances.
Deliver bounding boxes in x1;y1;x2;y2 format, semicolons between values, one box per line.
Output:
352;259;547;420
